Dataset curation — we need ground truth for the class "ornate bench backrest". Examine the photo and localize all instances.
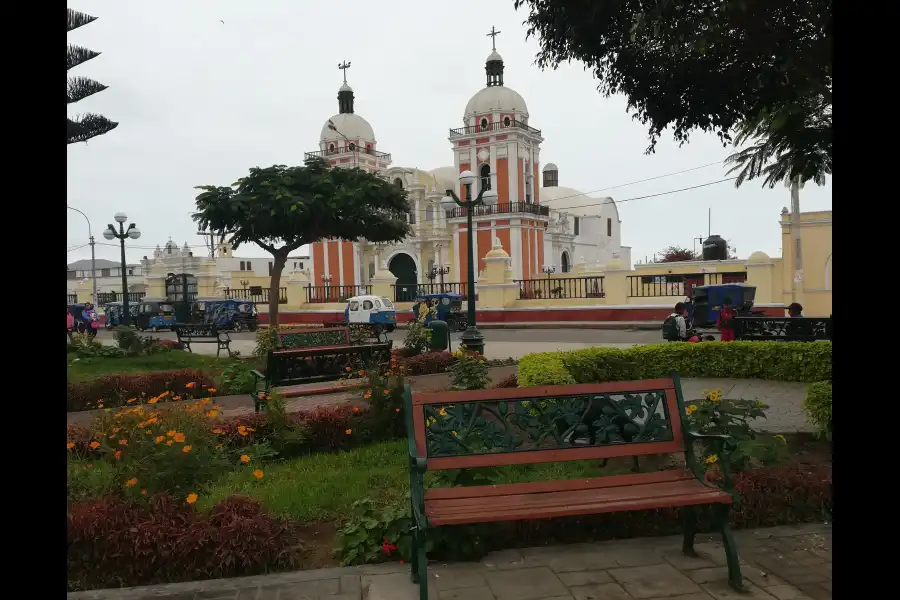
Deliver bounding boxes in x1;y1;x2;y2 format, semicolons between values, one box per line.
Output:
409;378;685;471
276;327;350;349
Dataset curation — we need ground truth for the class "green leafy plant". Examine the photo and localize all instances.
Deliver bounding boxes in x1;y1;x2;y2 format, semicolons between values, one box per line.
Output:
402;303;435;356
448;346;491;391
253;392;308;457
70;333;126;359
519;342;833;387
337;497;414;566
803;381;832;442
685;389;788;472
215;362;258;394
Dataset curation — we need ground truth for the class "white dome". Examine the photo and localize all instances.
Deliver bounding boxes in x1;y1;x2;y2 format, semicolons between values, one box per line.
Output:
543;162;558;172
464;86;529;118
540;185;620;222
428;166;458;194
320;113;375;143
487;50;503;62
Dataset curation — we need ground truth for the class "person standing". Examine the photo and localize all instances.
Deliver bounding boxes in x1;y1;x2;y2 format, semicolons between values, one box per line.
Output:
717;296;737;342
81;302;99;338
662;302;689;342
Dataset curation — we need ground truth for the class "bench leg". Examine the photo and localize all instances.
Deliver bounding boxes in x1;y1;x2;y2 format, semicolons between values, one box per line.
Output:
681;505;698;557
413;527;429;600
713;504;746;592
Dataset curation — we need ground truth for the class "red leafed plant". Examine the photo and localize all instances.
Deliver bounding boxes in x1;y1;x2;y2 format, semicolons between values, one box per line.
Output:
67;494;298;591
396;351;456;376
67;369;218;412
492;373;519;388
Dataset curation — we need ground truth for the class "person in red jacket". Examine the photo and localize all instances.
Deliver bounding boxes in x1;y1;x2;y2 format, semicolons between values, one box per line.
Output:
717;296;737;342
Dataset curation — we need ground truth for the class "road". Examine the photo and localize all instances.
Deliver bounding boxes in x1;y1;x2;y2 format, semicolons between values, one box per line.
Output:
91;327;665;360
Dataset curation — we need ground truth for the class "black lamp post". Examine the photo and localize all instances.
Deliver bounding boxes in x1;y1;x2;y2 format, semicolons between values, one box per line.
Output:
103;212;141;326
441;170;496;355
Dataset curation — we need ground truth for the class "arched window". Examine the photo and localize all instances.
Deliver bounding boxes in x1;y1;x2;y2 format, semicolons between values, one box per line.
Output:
348;142;356;151
366;144;373;154
480;117;489;131
393;177;403;188
425;205;435;221
561;251;570;273
503;116;511;127
328;143;335;153
480;164;491;191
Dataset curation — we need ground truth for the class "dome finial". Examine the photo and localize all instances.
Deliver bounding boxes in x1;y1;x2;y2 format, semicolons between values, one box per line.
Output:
337;60;355;114
485;26;504;87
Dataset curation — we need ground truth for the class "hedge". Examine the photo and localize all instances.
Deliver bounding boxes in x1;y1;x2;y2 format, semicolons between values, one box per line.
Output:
519;341;832;387
803;381;832;441
66;369;218;412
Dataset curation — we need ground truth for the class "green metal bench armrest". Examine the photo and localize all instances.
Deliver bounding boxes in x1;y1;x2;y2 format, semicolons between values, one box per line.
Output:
685;430;737;495
251;369;265;380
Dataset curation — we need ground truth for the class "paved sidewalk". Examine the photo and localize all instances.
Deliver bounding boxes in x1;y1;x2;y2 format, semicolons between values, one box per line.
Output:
67;523;832;600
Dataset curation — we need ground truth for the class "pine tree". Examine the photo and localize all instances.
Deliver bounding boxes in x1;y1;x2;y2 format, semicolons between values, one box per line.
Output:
67;8;118;144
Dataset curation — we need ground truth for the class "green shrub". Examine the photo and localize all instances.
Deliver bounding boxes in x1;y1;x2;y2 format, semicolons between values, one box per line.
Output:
519;342;832;386
448;347;491;391
803;381;832;441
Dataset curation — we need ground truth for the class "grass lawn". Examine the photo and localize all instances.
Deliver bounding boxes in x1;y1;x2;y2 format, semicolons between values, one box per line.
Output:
66;353;236;383
199;440;631;523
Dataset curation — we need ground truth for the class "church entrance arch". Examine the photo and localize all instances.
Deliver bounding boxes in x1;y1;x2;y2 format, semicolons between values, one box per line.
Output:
389;253;418;302
561;251;570;273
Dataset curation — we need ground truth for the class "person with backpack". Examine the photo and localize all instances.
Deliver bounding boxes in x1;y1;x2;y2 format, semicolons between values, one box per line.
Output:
662;302;689;342
717;296;737;342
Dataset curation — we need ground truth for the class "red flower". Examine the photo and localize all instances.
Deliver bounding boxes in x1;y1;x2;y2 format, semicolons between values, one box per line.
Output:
381;538;397;556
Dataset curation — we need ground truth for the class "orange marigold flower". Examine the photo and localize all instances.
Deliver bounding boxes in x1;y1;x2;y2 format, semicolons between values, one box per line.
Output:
66;442;75;450
167;430;176;437
141;488;147;496
363;390;372;399
166;440;175;446
155;436;165;444
124;477;138;487
253;469;264;480
119;439;128;446
215;443;223;449
173;395;182;401
258;393;267;400
96;402;104;408
89;441;100;449
208;388;217;393
174;433;186;443
358;370;366;376
383;389;390;395
353;406;360;414
212;428;224;435
206;410;219;418
345;428;352;435
345;366;352;372
237;426;250;437
240;454;250;463
127;398;137;404
114;450;122;460
147;397;159;404
182;445;193;453
186;492;198;505
186;382;197;389
112;427;121;434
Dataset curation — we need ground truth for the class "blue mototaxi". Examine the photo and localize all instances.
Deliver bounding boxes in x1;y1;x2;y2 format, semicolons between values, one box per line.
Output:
412;292;467;332
203;298;260;332
135;297;176;332
103;301;138;329
344;294;397;336
685;284;763;329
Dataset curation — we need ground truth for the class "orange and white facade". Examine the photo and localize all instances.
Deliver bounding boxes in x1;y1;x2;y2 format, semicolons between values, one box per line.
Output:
304;43;629;294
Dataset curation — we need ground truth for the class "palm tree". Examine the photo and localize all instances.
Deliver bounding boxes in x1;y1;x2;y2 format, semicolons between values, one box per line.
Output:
67;8;118;144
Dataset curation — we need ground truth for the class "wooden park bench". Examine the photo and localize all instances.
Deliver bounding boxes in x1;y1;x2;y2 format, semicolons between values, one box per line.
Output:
251;327;392;412
733;316;833;342
403;374;746;600
173;324;233;357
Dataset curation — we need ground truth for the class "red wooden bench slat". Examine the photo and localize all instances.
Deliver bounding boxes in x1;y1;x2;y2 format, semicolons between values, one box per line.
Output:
424;469;694;501
413;382;683;470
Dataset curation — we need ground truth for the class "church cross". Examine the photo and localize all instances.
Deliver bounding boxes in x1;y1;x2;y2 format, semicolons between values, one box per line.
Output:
486;26;501;51
338;60;351;84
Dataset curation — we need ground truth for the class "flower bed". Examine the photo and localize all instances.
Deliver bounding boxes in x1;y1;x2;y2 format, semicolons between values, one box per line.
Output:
66;369;219;412
518;341;833;387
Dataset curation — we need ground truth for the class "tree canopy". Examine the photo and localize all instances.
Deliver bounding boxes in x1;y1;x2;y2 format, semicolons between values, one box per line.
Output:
657;246;698;263
68;8;118;144
513;0;832;188
193;159;411;325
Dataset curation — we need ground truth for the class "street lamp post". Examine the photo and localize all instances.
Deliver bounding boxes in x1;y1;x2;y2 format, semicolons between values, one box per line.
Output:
322;273;333;302
67;205;98;303
542;265;556;297
440;171;494;355
103;213;141;326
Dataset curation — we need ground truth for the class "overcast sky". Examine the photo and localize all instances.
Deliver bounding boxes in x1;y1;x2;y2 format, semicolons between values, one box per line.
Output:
67;0;832;268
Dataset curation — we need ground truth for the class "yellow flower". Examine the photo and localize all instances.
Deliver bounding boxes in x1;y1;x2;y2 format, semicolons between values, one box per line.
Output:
66;442;75;450
186;493;198;505
775;434;787;444
707;389;722;402
206;410;219;418
426;416;436;427
451;431;458;437
182;445;193;453
124;477;138;487
89;441;100;449
705;455;719;464
685;404;697;416
253;469;264;480
240;454;250;463
438;408;447;417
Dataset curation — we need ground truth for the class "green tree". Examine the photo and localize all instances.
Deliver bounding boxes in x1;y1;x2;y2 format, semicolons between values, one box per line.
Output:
67;8;118;144
193;159;411;326
513;0;832;188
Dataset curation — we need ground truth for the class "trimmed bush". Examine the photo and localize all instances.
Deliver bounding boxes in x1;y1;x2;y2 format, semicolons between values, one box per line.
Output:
66;369;218;412
493;373;519;388
67;494;298;591
398;351;455;376
519;342;832;387
803;381;832;441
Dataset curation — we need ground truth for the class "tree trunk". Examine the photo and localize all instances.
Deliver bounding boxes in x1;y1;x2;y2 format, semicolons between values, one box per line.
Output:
268;250;289;328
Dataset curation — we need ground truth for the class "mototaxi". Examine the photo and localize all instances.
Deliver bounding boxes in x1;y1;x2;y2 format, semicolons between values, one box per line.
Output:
344;295;397;335
103;301;138;329
412;292;467;332
135;297;176;332
685;283;763;329
203;298;259;332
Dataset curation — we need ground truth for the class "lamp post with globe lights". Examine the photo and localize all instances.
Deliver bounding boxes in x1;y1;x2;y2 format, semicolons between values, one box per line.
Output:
103;213;141;326
440;171;497;355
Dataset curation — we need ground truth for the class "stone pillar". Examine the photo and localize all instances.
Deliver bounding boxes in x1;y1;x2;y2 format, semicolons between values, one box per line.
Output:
75;279;93;304
600;261;631;305
746;253;775;305
477;239;519;309
285;270;312;307
369;272;398;300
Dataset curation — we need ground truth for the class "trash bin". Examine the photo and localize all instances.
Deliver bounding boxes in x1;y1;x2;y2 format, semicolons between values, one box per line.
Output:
427;320;450;352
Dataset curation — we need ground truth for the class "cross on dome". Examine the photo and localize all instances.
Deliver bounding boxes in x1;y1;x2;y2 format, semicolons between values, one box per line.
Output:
486;26;501;51
338;60;351;84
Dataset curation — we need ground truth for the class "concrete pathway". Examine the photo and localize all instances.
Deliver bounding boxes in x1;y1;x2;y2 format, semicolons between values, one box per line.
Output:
66;523;832;600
